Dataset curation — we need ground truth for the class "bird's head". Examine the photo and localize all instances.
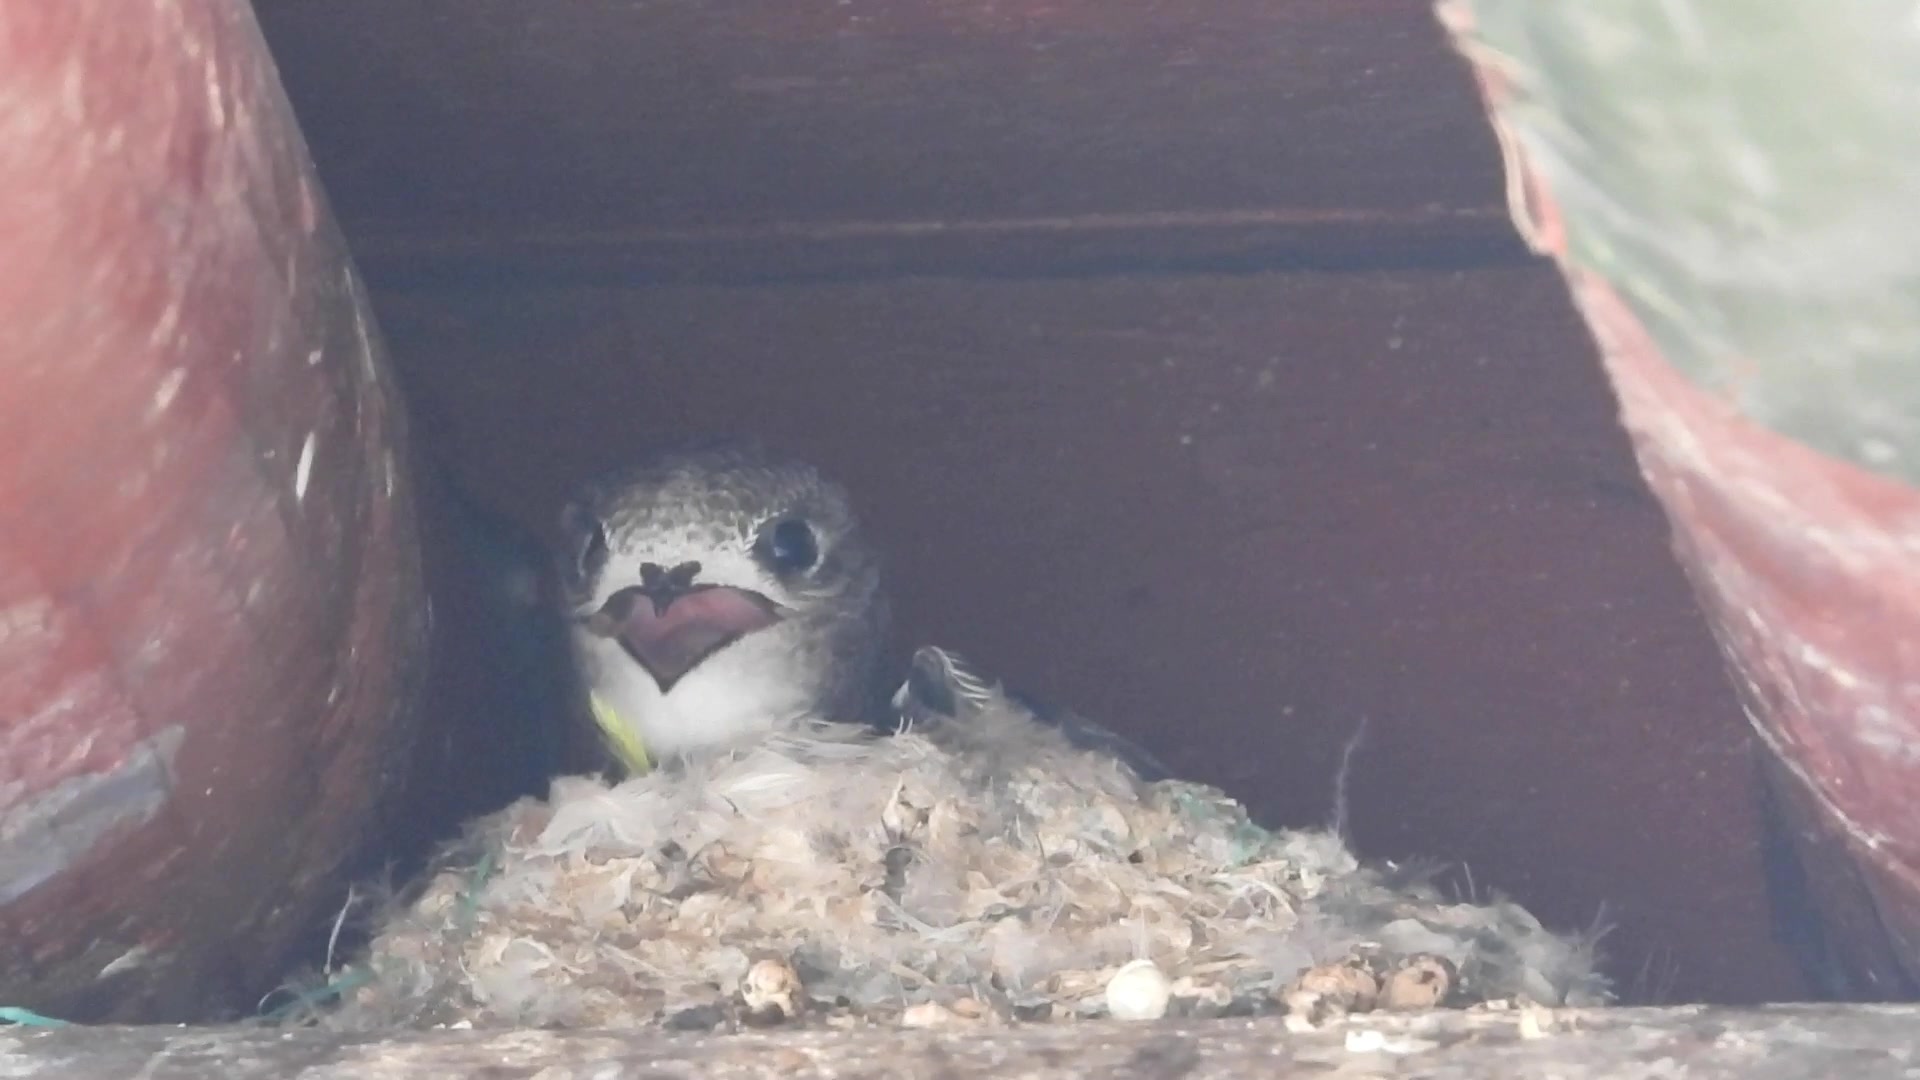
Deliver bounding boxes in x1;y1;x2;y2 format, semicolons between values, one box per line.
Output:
557;441;889;764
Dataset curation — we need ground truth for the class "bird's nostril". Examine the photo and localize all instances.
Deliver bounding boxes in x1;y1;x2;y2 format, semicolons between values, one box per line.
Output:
638;561;702;591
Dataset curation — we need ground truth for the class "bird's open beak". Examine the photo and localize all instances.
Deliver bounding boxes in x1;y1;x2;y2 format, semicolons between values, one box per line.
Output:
584;582;783;691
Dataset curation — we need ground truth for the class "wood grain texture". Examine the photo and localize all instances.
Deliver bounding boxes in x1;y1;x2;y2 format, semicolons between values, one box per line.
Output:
0;0;427;1021
7;1005;1920;1078
250;0;1524;280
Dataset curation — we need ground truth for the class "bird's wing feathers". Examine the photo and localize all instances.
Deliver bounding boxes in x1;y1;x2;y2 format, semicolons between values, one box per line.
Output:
891;645;1172;783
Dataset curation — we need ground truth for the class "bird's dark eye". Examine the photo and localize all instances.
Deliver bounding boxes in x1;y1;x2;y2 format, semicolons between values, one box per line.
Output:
580;523;608;581
757;517;819;574
561;504;610;592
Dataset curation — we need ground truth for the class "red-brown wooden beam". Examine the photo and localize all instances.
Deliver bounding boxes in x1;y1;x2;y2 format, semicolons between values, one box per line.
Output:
1441;0;1920;997
0;1;427;1020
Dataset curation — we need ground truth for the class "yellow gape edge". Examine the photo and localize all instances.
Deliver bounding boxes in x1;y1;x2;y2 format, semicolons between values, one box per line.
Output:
589;690;653;776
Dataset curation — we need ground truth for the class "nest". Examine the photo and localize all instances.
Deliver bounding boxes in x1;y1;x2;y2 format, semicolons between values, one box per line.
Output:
294;693;1609;1033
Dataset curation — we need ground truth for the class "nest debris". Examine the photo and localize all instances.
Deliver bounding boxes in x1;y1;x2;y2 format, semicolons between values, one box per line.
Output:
293;691;1609;1034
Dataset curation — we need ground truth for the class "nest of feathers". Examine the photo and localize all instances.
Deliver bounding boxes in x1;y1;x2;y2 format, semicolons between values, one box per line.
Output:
283;671;1610;1034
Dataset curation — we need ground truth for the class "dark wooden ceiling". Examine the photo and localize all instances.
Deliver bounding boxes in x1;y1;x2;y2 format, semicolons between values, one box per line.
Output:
254;0;1523;282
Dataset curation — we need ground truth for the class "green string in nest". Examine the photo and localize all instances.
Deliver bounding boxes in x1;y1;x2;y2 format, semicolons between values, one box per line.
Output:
0;1006;69;1028
263;846;502;1024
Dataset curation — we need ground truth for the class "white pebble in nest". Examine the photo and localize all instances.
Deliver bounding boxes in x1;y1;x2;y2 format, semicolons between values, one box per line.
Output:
1105;960;1174;1021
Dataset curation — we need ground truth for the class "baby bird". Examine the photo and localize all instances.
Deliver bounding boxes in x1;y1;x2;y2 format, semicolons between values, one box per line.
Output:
558;440;890;771
557;438;1165;781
